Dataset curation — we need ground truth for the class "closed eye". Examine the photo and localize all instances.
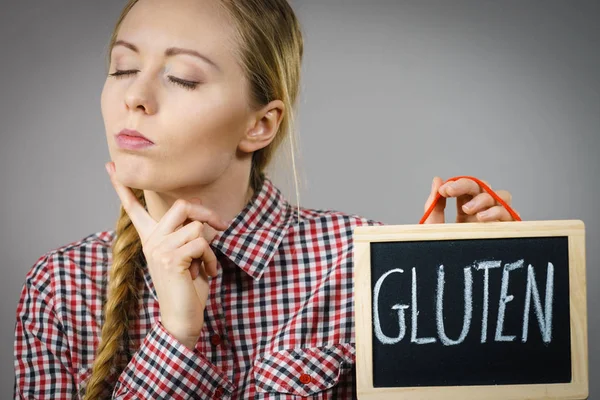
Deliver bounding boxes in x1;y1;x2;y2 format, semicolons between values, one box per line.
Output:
108;69;138;78
108;70;199;90
167;76;199;90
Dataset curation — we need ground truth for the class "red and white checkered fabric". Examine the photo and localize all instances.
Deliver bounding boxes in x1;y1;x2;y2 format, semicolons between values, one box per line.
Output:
14;177;382;399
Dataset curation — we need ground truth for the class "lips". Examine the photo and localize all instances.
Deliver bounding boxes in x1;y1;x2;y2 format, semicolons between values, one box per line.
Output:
116;128;153;143
115;129;155;150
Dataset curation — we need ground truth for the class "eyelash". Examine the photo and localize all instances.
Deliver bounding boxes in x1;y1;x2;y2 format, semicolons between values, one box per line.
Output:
108;69;199;90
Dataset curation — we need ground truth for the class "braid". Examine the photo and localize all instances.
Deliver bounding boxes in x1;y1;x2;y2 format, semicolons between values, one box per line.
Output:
83;188;145;399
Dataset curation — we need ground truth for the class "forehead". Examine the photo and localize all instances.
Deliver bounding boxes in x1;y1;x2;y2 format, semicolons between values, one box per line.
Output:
115;0;237;61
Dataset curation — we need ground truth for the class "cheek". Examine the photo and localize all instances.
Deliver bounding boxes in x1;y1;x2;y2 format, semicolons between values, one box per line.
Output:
158;96;248;183
172;92;248;150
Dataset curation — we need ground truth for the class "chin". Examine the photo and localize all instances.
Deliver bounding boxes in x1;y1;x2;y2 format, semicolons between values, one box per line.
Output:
115;166;189;193
111;159;154;190
115;171;152;191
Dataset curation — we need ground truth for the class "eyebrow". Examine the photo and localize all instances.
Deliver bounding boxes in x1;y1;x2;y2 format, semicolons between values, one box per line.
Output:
112;39;221;72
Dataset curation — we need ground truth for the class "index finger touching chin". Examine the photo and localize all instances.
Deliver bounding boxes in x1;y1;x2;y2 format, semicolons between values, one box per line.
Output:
105;162;156;240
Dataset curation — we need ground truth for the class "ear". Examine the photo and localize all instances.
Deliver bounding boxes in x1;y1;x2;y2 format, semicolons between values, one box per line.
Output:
238;100;285;154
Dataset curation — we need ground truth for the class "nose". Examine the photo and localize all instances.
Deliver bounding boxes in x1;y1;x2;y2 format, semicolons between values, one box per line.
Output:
124;73;158;115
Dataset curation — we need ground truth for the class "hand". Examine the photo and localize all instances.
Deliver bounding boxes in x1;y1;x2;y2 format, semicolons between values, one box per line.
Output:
105;161;229;349
423;176;517;223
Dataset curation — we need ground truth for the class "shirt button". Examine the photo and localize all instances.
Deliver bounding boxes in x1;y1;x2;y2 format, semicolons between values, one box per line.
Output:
210;334;222;346
299;373;312;384
213;386;224;398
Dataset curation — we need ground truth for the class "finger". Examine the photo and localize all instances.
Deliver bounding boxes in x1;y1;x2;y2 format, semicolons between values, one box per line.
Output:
156;198;229;238
460;192;496;215
423;177;446;224
191;262;210;309
187;197;230;231
479;179;491;189
494;189;512;206
476;205;514;222
160;220;205;251
439;178;485;198
423;177;438;211
105;162;156;241
189;259;201;280
176;237;219;277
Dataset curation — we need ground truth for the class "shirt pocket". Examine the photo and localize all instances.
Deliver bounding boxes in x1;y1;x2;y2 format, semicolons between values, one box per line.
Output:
253;343;355;397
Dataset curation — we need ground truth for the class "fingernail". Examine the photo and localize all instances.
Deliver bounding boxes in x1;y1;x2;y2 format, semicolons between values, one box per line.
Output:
105;163;110;174
431;178;436;190
478;210;489;219
463;200;475;211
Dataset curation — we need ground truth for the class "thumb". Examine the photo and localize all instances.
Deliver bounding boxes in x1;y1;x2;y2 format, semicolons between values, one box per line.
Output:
423;176;446;224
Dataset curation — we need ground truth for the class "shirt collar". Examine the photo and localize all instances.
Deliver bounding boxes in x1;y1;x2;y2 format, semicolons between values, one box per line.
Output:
141;176;294;301
210;175;295;281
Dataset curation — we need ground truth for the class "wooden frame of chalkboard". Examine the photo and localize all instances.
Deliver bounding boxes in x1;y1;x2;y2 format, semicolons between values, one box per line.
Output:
353;220;587;400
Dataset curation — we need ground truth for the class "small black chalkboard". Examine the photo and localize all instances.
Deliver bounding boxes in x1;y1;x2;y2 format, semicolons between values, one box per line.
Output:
371;236;570;387
353;221;588;400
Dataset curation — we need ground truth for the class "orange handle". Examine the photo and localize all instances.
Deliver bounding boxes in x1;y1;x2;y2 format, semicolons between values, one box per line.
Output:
419;175;521;224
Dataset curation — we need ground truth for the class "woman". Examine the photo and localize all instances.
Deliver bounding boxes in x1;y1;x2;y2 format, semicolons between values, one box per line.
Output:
13;0;516;398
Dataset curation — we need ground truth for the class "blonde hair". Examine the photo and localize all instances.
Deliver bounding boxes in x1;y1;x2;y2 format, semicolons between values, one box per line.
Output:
84;1;303;398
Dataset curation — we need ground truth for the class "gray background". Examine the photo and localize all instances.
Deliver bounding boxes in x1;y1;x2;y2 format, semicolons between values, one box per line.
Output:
1;0;598;397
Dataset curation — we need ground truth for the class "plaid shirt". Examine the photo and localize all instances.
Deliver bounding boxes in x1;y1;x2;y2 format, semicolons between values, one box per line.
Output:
14;177;383;399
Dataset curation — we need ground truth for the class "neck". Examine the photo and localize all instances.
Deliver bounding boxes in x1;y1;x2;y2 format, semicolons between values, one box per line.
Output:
143;166;256;243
